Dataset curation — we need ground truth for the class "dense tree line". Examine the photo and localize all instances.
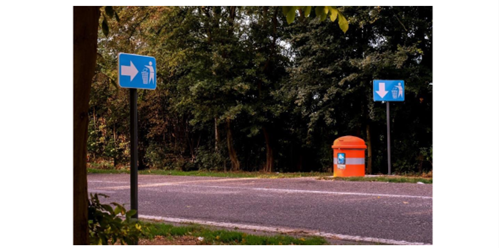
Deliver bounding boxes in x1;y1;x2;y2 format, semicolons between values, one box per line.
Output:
88;6;432;174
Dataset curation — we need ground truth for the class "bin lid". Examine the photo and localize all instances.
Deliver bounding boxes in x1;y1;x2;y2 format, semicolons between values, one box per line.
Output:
331;136;367;149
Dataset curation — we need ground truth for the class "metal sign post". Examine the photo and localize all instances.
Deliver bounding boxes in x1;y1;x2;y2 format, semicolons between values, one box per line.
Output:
373;80;404;175
386;102;391;175
118;53;157;221
130;88;138;219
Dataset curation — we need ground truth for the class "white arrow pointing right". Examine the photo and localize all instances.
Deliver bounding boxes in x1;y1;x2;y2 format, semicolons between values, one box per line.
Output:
376;82;388;98
121;61;138;81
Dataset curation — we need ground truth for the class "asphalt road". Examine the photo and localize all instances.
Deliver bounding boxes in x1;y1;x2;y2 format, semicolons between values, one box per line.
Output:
88;174;432;244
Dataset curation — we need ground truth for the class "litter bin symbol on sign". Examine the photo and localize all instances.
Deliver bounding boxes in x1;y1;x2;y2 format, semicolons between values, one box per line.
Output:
338;153;346;169
142;68;149;84
391;87;398;99
391;82;403;99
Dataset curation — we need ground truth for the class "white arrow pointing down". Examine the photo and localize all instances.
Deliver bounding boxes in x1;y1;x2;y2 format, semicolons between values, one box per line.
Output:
121;61;138;81
376;82;388;98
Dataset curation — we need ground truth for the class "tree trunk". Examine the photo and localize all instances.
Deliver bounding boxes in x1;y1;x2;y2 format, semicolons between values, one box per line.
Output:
113;124;118;167
228;6;236;36
73;6;100;245
138;144;146;170
262;126;274;172
366;123;373;174
226;118;240;171
297;152;303;172
214;117;219;152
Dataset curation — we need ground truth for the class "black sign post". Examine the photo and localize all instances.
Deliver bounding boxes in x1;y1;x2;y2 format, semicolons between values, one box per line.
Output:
130;88;138;219
386;102;391;175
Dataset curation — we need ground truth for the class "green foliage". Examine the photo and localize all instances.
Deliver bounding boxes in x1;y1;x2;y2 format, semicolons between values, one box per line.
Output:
86;114;129;166
337;11;348;33
283;6;298;24
282;6;348;33
194;146;227;171
100;6;120;37
88;193;147;245
144;142;170;169
419;146;433;166
90;6;432;175
304;6;312;17
144;142;196;170
285;6;432;174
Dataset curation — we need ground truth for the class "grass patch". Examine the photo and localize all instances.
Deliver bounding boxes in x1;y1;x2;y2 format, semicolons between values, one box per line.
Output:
143;222;328;245
319;176;432;184
87;168;330;179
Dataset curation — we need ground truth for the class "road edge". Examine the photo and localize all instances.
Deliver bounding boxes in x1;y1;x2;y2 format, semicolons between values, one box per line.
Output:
140;214;431;245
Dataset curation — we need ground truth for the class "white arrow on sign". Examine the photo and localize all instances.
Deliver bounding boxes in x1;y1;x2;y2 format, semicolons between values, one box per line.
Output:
121;61;138;81
376;82;388;98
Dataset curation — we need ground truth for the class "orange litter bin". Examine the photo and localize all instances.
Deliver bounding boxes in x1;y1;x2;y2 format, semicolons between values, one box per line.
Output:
331;136;367;177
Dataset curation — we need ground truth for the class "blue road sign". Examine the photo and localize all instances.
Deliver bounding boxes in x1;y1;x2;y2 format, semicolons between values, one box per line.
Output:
118;53;156;90
373;80;405;102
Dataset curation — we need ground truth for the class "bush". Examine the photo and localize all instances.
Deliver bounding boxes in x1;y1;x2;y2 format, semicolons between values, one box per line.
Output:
88;193;147;245
194;146;227;171
144;142;170;169
420;146;432;166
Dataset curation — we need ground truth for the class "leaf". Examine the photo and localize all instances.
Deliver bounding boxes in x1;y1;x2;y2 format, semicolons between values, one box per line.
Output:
105;6;114;18
282;6;291;16
109;79;119;90
337;12;349;33
114;12;120;23
126;209;137;218
315;6;324;19
315;7;327;22
102;17;109;37
304;6;312;17
329;7;338;22
96;193;109;199
113;205;125;215
102;204;114;215
286;7;297;24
